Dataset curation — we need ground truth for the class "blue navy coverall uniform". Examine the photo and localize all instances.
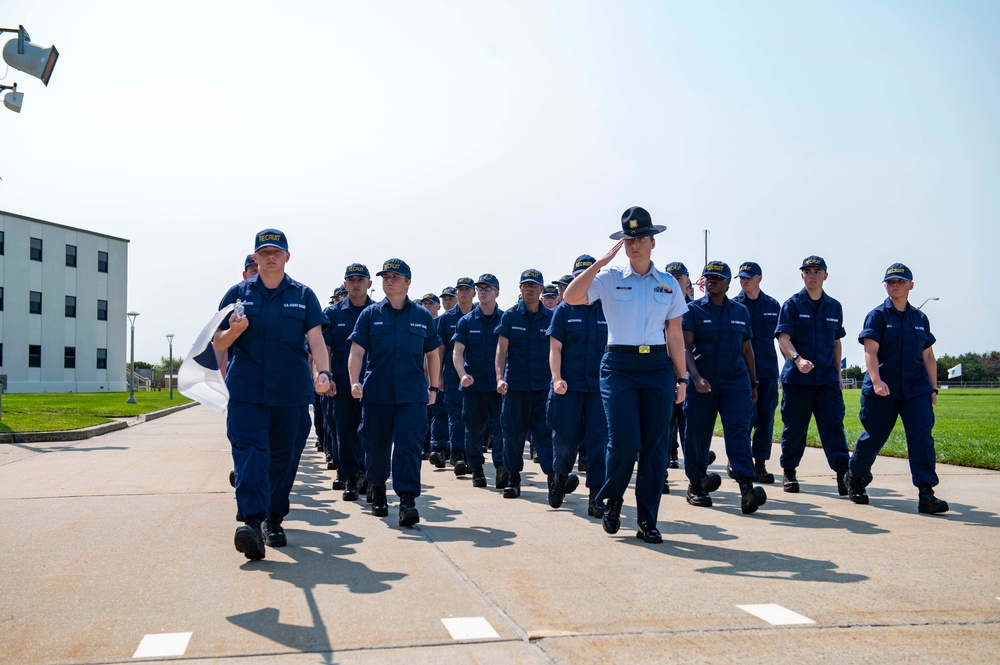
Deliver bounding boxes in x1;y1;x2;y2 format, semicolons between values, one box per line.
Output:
497;300;554;478
849;299;939;487
547;300;608;487
349;299;441;497
453;305;505;471
325;296;374;483
436;305;468;459
776;289;850;472
220;274;326;523
733;289;781;462
587;266;687;527
682;296;756;482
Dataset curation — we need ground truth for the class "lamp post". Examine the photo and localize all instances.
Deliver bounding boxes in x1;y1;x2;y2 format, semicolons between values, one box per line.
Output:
126;311;139;404
916;297;940;310
166;334;174;399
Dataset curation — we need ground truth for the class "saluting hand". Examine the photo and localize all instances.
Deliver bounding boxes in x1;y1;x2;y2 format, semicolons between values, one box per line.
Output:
597;239;625;267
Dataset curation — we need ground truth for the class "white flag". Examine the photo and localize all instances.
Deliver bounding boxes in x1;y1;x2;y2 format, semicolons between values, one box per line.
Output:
178;304;234;413
947;363;962;379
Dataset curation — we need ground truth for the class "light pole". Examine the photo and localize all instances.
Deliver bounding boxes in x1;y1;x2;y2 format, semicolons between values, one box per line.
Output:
916;297;940;310
166;334;174;399
126;311;139;404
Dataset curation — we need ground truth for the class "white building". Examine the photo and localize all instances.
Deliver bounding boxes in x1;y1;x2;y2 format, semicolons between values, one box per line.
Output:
0;210;129;393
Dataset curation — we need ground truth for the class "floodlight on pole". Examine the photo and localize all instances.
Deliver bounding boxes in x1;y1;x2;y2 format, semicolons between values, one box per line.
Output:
0;83;23;113
166;334;175;400
917;297;940;310
127;311;140;404
1;25;59;86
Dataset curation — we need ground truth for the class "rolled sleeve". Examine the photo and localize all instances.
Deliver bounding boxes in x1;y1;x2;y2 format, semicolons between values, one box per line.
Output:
348;308;372;350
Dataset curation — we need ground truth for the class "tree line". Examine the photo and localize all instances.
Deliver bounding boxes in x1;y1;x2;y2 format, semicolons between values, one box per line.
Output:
842;351;1000;383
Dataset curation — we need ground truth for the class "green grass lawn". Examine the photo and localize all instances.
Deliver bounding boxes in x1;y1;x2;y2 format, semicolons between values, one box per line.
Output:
714;388;1000;471
0;392;192;434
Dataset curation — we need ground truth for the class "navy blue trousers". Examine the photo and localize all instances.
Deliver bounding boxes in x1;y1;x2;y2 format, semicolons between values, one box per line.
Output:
596;352;675;526
443;384;467;457
549;389;608;487
751;377;779;461
313;395;326;445
501;389;553;475
850;392;938;487
779;383;850;471
462;391;504;469
669;402;685;460
227;400;308;521
359;401;427;497
321;394;340;468
333;392;365;479
683;388;755;482
429;396;449;452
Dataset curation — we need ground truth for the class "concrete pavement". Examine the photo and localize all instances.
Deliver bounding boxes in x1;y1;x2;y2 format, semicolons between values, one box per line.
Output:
1;405;998;664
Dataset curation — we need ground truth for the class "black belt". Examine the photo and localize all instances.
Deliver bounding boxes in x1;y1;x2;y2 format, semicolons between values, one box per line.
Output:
606;344;668;354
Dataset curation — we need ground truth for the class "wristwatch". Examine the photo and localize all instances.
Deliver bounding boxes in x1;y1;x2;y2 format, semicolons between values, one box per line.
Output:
676;377;689;385
318;370;333;381
791;353;800;362
752;380;759;388
429;386;441;393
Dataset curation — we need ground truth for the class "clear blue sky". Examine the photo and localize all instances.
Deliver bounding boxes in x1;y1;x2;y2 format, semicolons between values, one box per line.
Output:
3;1;997;364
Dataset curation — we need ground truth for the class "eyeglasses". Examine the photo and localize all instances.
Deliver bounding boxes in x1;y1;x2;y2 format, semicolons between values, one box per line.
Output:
476;286;496;293
256;248;284;258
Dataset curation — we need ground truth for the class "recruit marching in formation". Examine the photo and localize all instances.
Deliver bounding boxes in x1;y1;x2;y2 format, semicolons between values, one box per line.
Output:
215;214;949;561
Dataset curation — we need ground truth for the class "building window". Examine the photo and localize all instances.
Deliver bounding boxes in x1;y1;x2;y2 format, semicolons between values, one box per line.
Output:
30;237;43;261
29;345;42;368
0;230;4;254
66;244;77;267
65;295;77;318
30;291;43;314
98;251;109;273
64;346;76;369
97;299;108;321
96;348;107;369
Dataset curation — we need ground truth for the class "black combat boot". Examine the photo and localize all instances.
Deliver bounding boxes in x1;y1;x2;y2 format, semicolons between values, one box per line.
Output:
588;487;604;518
686;482;712;507
398;494;420;527
503;472;521;499
471;467;487;488
263;514;287;547
782;468;799;493
845;470;869;504
603;498;623;534
836;464;849;496
754;459;775;484
738;479;767;515
371;484;389;517
235;519;265;561
917;485;949;514
549;474;568;508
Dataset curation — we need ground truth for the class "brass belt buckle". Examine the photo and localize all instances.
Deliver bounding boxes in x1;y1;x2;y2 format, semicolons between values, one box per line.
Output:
638;345;650;354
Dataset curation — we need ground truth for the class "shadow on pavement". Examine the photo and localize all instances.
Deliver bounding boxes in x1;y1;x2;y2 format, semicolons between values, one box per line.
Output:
624;537;870;583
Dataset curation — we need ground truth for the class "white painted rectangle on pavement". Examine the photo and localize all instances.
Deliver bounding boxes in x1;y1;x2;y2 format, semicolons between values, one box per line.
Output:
441;617;500;641
133;632;192;658
737;604;815;626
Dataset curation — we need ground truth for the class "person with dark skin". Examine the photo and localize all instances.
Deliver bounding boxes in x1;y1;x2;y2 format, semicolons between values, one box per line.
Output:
682;261;767;514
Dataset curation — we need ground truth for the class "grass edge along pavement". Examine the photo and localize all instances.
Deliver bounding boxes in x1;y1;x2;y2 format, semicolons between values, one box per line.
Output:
0;392;193;434
714;388;1000;471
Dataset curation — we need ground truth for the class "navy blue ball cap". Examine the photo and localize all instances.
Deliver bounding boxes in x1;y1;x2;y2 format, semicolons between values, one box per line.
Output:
333;285;347;297
440;286;457;297
800;255;828;271
541;285;559;297
255;228;288;252
456;277;475;289
883;263;913;282
738;261;762;278
610;206;666;240
664;261;689;276
377;258;411;279
572;255;596;275
475;273;500;290
519;268;544;286
420;293;441;304
702;260;732;279
244;254;256;269
552;274;574;286
345;263;370;279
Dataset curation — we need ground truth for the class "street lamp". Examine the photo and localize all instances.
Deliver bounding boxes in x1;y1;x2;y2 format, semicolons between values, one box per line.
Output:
166;334;174;400
917;297;940;310
126;311;139;404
